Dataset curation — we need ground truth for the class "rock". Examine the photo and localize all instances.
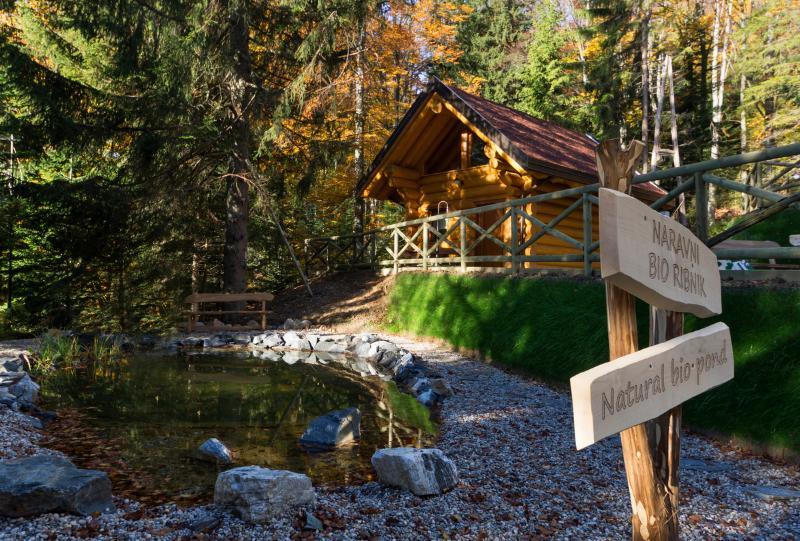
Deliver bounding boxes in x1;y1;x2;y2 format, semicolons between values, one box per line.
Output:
245;319;260;329
299;320;312;329
208;335;230;348
378;350;401;368
198;438;234;465
257;350;283;362
0;388;15;407
8;374;39;404
306;334;319;348
0;358;22;373
353;341;372;359
390;353;414;379
180;337;205;349
194;320;205;328
411;378;430;394
417;389;437;406
367;340;399;362
314;340;346;354
749;486;800;501
212;319;225;328
429;378;453;398
282;318;297;330
371;448;458;496
304;512;324;531
231;334;251;345
262;334;284;348
214;466;315;523
300;408;361;449
283;331;311;351
0;455;114;516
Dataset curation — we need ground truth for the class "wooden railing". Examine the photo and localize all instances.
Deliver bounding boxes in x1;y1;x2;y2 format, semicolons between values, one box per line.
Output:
304;143;800;277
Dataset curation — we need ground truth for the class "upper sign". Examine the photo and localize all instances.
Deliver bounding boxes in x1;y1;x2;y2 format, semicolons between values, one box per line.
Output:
571;322;733;450
600;188;722;317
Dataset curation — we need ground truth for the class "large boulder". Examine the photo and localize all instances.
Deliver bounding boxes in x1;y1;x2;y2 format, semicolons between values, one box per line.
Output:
352;341;372;359
7;373;39;404
371;448;458;496
0;455;114;517
262;334;285;348
367;340;399;363
283;331;311;351
214;466;315;523
313;339;346;354
198;438;234;465
300;407;361;449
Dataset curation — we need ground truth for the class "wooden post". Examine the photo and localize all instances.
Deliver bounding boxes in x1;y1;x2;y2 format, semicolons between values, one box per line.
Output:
422;223;429;271
459;218;467;273
393;228;399;274
370;232;377;269
597;139;678;541
582;193;592;277
260;300;267;331
510;206;519;273
694;172;708;242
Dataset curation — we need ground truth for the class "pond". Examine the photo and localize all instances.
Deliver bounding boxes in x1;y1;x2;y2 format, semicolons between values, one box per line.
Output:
39;350;436;505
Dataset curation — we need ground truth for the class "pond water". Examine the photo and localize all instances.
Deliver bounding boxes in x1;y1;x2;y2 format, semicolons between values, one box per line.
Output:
40;350;436;504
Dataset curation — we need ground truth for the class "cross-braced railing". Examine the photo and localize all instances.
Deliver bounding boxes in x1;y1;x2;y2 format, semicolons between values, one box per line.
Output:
304;143;800;278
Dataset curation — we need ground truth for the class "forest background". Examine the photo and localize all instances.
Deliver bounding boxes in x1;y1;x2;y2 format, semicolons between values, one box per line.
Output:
0;0;798;334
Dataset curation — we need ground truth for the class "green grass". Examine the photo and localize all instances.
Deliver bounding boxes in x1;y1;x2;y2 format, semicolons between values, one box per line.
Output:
732;208;800;245
386;273;800;451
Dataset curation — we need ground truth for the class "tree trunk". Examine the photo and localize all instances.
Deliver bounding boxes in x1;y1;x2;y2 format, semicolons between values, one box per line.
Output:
709;0;732;218
650;56;666;171
739;73;750;211
640;10;651;172
353;8;367;236
222;0;252;299
596;139;679;541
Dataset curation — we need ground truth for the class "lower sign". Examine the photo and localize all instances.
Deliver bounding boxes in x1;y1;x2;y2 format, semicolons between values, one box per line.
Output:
570;322;733;450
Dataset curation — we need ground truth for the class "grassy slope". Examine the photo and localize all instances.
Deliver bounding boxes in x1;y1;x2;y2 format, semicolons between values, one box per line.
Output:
386;273;800;451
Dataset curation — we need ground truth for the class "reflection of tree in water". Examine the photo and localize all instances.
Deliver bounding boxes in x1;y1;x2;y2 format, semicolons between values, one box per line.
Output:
40;351;436;501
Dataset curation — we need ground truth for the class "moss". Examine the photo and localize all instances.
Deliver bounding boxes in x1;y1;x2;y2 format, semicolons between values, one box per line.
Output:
386;273;800;451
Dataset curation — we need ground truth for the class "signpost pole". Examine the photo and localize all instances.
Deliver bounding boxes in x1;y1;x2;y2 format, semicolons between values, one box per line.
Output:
596;140;678;541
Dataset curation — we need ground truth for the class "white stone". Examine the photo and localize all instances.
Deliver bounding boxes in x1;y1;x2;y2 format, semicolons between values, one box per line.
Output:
262;334;284;348
214;466;315;523
371;448;458;496
313;340;346;354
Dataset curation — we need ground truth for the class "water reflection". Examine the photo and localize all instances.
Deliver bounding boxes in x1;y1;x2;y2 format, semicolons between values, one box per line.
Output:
40;350;436;502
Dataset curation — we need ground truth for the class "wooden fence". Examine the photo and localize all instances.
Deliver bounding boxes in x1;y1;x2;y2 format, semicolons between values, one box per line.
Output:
304;143;800;278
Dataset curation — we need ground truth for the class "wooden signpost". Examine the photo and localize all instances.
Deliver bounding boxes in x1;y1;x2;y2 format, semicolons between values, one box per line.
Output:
600;188;722;317
570;140;735;541
571;322;733;450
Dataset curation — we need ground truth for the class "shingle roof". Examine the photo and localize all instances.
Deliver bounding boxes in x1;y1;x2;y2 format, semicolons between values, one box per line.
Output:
359;78;666;198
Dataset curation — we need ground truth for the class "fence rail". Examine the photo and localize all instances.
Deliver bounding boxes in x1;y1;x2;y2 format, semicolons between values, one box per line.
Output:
304;143;800;277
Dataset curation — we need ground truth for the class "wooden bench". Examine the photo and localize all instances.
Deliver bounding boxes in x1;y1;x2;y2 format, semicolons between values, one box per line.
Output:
184;292;274;332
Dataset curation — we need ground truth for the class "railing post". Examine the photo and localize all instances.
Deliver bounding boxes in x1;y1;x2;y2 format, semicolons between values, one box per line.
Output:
422;222;429;271
510;206;519;274
694;172;708;242
303;239;309;276
582;193;592;276
370;232;377;270
459;218;467;273
393;227;399;274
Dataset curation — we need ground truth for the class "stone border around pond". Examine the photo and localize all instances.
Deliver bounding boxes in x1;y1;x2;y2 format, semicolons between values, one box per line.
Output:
170;331;454;408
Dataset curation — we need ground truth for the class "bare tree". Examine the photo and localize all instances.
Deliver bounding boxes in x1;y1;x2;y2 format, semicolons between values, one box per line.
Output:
650;55;667;171
709;0;733;216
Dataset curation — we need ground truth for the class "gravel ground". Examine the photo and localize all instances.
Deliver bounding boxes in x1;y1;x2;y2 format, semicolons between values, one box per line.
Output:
1;335;799;540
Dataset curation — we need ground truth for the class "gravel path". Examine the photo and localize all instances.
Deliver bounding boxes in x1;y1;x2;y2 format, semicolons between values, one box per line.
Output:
1;335;799;540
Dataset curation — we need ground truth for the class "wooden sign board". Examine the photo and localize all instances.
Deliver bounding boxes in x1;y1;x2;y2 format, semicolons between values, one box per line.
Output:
571;322;733;450
600;188;722;317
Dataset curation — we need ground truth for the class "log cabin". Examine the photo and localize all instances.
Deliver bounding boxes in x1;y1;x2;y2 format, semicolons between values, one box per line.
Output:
357;78;667;270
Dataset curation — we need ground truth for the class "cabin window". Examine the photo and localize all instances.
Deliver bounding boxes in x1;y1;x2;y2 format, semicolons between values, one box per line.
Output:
471;137;489;167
